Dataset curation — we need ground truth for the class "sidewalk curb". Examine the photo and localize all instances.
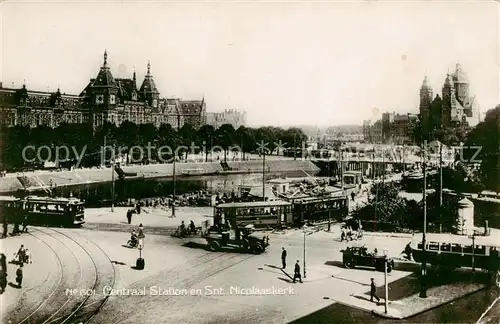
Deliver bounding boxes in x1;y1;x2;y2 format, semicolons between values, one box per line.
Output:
371;284;488;320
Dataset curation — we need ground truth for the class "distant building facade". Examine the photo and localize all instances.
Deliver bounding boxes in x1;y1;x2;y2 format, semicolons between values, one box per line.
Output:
0;51;206;130
363;119;383;144
392;113;418;144
206;109;247;129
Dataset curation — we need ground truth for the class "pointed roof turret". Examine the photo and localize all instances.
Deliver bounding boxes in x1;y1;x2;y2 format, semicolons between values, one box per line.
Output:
420;76;431;90
444;73;454;88
139;61;159;95
103;50;108;67
92;50;118;88
452;63;468;83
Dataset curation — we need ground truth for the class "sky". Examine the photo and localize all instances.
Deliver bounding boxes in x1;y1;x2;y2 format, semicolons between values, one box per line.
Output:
1;0;499;127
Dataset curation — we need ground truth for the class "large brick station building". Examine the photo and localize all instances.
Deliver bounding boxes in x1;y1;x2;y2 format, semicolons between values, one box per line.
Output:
0;51;206;130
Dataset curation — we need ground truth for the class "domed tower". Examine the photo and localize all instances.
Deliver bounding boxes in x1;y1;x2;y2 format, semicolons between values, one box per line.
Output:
452;63;469;105
419;76;433;118
89;50;119;109
139;61;160;108
441;73;456;126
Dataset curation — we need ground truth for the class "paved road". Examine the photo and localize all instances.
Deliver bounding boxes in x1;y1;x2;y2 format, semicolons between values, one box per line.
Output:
3;224;495;324
0;227;115;324
85;228;411;324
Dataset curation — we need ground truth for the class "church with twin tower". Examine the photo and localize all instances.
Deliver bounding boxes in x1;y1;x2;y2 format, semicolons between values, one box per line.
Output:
419;63;480;135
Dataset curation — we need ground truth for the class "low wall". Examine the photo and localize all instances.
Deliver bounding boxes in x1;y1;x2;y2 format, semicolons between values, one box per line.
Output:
0;159;320;194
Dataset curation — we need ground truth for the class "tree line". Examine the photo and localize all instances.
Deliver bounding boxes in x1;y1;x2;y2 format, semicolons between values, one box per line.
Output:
0;122;308;170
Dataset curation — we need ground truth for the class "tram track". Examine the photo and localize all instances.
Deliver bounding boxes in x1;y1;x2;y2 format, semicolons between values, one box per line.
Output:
7;228;85;324
44;228;116;324
91;251;256;323
4;227;116;324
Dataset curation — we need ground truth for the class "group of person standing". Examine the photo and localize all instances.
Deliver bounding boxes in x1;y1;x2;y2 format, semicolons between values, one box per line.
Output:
0;244;30;294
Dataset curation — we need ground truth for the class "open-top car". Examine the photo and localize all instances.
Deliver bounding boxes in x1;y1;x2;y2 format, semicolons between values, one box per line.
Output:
341;245;394;272
203;224;270;254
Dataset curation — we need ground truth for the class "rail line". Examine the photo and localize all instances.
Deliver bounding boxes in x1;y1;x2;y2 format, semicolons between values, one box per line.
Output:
45;228;116;324
3;230;64;324
92;250;256;323
7;227;116;324
14;227;85;324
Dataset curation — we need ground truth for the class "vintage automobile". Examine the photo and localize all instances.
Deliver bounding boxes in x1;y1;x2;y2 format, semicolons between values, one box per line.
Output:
341;246;395;272
203;225;270;254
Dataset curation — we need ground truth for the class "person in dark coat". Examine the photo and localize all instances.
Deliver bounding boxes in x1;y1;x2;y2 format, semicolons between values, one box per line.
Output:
2;220;8;238
16;264;23;288
0;253;6;273
293;260;302;283
281;247;287;269
370;278;380;303
22;216;28;233
351;192;355;201
0;269;6;293
138;223;144;238
126;209;132;225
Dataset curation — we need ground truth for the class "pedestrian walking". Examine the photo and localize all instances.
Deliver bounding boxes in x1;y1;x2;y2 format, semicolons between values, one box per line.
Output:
138;223;144;238
341;228;346;242
0;269;6;293
351;192;355;201
370;278;380;303
16;264;23;288
293;260;302;283
2;220;8;238
126;209;132;224
0;253;6;273
22;215;28;233
281;247;287;269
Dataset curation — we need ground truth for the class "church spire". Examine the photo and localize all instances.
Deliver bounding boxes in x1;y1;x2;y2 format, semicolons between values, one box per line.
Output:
421;76;430;89
103;50;108;67
147;60;151;76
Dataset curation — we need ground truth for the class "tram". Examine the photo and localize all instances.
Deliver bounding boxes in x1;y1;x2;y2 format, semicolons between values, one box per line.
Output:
214;201;292;228
410;233;500;285
290;195;349;226
0;195;85;227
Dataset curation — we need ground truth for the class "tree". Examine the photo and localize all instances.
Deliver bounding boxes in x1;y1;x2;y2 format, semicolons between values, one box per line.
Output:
214;124;236;161
197;124;215;162
463;105;500;192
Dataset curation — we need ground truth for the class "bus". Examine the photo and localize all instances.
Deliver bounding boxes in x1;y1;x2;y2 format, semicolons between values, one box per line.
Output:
0;195;85;227
290;195;349;226
410;233;500;283
214;201;292;228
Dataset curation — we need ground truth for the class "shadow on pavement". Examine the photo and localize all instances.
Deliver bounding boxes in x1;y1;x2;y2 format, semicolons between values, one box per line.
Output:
352;294;373;302
278;277;293;283
182;241;207;249
325;261;344;268
366;268;490;301
264;264;282;269
332;275;369;286
111;261;127;265
8;282;20;289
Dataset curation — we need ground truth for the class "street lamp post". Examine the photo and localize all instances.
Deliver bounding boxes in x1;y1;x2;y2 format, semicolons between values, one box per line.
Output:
420;142;428;298
303;225;307;279
383;248;389;314
262;151;266;202
111;144;115;212
172;150;176;217
328;155;331;232
469;233;476;272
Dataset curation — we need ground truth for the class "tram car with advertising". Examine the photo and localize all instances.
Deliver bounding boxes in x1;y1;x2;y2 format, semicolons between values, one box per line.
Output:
0;195;85;227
